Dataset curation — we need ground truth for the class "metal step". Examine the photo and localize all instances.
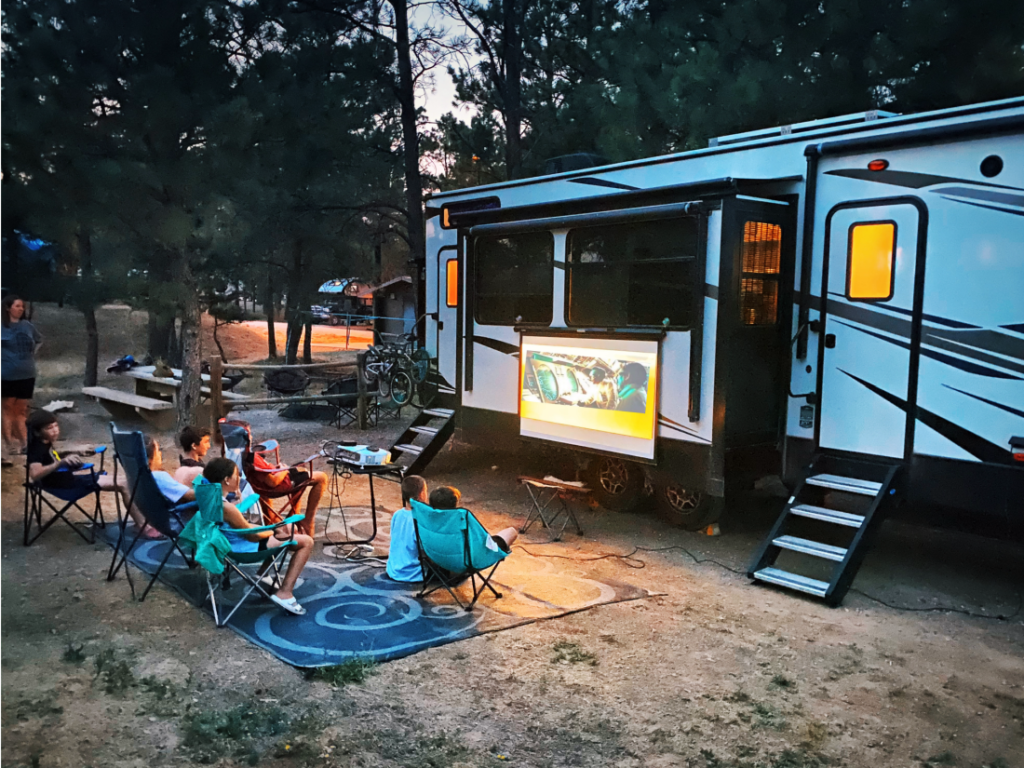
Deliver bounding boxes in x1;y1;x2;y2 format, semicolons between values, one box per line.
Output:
393;443;423;455
423;408;454;418
806;473;883;496
790;504;865;528
773;535;848;562
753;567;829;598
410;426;440;436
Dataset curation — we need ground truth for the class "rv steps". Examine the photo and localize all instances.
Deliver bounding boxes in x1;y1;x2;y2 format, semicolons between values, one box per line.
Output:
752;567;829;598
388;406;456;476
748;454;901;607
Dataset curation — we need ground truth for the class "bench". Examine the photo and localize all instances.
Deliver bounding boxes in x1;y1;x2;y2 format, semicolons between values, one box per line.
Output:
82;386;176;430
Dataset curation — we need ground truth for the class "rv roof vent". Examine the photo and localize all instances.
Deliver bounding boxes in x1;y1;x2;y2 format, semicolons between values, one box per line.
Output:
708;110;900;148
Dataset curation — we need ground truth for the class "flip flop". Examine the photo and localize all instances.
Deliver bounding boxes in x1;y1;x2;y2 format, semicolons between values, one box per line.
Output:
139;526;167;540
270;594;306;616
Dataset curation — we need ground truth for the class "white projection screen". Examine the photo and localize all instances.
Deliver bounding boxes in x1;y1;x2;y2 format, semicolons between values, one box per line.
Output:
519;335;660;460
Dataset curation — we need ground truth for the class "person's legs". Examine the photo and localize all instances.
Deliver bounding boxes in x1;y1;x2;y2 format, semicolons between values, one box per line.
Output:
1;397;15;449
295;471;327;536
97;474;159;534
273;532;313;600
13;398;30;449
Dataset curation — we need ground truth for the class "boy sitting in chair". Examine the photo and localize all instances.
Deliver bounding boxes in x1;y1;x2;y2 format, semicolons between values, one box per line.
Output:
203;458;314;616
386;475;430;582
429;486;518;554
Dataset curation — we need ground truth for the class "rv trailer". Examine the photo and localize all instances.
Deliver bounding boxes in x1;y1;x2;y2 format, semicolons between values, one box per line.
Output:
419;97;1024;604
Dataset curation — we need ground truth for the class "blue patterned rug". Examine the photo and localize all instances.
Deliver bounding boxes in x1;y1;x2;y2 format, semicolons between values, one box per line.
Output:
100;522;653;668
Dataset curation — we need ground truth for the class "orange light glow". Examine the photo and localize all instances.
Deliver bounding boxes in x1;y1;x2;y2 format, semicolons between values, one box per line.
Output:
867;159;889;171
446;259;458;307
442;208;451;228
847;222;896;300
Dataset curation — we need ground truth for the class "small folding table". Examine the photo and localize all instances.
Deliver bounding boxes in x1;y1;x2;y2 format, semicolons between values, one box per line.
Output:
517;476;590;540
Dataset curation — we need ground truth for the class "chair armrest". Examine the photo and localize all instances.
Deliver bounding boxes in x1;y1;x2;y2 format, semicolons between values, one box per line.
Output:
224;513;304;535
171;500;199;516
236;494;262;514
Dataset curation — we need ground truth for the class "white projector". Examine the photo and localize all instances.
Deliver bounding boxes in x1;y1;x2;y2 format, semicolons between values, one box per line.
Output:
330;444;391;466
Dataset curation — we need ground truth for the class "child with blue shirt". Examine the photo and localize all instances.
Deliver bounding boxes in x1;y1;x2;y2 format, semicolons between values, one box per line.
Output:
386;475;429;582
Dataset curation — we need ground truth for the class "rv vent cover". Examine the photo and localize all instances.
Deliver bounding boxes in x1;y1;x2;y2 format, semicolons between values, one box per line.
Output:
709;110;900;148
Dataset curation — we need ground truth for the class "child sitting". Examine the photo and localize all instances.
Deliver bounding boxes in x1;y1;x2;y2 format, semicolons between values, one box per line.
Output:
174;425;211;486
386;475;429;582
203;458;314;616
428;486;518;553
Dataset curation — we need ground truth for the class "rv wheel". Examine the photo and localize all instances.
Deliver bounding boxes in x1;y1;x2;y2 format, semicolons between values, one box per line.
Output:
655;479;721;530
587;457;645;512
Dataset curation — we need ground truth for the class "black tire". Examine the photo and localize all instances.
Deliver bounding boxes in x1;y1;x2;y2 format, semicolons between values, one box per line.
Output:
410;348;431;383
390;370;413;406
362;348;381;385
378;369;392;399
654;478;722;530
587;456;645;512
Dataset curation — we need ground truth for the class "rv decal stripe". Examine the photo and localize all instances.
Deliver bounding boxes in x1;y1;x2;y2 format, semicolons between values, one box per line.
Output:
833;320;1023;380
935;187;1024;209
942;385;1024;420
938;197;1024;219
1001;323;1024;335
473;337;520;357
568;177;642;191
705;284;719;300
658;418;712;443
658;413;703;435
825;293;979;329
839;369;1012;464
825;168;1024;192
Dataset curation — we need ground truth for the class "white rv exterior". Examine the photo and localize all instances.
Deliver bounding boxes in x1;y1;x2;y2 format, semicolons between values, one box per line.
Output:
423;97;1024;527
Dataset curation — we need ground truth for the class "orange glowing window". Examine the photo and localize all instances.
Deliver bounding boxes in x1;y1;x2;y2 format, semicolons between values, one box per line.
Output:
442;208;451;228
847;222;896;301
740;221;782;325
445;259;458;307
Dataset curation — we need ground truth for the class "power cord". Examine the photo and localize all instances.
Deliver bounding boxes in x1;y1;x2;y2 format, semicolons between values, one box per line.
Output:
850;587;1022;621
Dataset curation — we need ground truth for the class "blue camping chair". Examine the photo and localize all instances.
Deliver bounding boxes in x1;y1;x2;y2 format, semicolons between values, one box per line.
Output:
410;499;510;611
178;477;304;627
107;423;199;601
23;446;108;546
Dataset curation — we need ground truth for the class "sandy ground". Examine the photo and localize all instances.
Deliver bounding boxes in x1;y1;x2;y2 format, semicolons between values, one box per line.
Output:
3;304;1023;768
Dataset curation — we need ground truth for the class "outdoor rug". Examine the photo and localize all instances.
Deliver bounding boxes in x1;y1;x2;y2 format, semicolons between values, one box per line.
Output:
98;509;654;668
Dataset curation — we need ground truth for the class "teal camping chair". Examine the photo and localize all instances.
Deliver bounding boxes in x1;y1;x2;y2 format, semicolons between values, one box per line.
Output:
410;499;509;611
178;477;304;627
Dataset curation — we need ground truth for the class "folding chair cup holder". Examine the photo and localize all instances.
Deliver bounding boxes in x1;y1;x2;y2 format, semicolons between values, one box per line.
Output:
517;476;588;541
23;448;109;547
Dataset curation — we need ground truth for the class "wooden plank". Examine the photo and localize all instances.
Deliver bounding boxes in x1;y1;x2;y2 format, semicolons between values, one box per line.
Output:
82;387;174;411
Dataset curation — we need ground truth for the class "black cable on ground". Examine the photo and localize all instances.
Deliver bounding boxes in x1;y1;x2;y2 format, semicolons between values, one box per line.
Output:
850;587;1022;621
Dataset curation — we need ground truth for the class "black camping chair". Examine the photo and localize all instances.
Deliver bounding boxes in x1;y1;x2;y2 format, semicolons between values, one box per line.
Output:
263;369;309;398
107;424;198;601
322;376;378;428
23;447;108;546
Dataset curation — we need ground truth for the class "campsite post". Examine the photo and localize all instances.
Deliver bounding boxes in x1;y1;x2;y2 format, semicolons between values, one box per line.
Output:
357;351;368;430
210;356;224;433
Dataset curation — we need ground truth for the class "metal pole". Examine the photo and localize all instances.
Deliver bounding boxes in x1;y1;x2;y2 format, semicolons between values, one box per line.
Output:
357;351;368;430
345;315;351;350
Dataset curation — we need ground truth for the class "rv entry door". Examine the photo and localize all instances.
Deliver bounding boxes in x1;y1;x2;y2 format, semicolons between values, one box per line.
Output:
818;199;925;459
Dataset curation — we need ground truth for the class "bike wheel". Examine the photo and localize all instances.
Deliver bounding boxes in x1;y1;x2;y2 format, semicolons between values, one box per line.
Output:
378;368;392;399
391;370;413;406
362;348;380;385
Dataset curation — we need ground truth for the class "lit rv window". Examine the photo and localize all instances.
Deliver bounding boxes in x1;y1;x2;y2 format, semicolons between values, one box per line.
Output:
445;259;458;307
566;217;700;328
474;231;553;325
739;221;782;325
847;222;896;301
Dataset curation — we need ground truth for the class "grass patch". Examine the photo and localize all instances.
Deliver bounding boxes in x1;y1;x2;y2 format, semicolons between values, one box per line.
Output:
93;649;134;696
924;752;957;766
303;657;377;686
751;701;786;731
61;643;86;665
769;673;795;691
551;640;597;666
181;702;291;765
700;747;831;768
330;729;474;768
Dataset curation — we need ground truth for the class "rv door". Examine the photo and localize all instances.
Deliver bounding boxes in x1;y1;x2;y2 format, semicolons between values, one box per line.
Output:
817;199;926;459
436;243;460;398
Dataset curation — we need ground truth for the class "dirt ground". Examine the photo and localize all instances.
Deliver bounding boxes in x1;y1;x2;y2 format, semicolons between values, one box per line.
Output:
2;304;1023;768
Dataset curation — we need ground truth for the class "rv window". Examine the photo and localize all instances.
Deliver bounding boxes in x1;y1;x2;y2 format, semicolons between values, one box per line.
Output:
567;217;700;328
739;221;782;325
474;231;553;325
847;222;896;301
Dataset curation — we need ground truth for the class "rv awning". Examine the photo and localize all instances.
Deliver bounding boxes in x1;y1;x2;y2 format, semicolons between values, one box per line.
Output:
355;276;412;298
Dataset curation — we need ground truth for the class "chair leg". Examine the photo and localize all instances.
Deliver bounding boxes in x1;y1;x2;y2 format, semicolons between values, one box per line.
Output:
138;544;178;602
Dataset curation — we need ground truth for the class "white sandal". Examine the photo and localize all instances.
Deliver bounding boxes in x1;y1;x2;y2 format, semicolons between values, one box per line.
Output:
270;594;306;616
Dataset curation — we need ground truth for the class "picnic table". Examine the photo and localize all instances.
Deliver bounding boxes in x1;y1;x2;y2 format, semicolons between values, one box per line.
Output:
83;365;249;430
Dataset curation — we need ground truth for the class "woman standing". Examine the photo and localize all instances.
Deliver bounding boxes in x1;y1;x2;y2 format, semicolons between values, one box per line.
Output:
2;295;42;463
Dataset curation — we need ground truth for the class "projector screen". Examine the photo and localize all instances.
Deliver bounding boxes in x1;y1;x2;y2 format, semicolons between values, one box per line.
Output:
520;335;659;460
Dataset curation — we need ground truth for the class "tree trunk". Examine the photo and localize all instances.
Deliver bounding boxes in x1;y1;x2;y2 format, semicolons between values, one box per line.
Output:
76;231;100;387
390;0;426;268
148;309;175;362
265;272;278;359
503;0;523;179
284;239;305;365
174;251;202;431
302;318;313;364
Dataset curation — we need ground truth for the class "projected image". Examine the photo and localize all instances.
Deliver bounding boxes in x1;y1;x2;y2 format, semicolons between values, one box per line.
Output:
522;352;651;414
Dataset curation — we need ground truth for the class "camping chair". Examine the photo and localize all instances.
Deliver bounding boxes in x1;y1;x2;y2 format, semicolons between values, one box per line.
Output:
410;499;509;611
517;476;588;540
218;419;319;529
218;419;260;512
23;446;108;546
321;376;378;428
178;477;303;627
107;424;199;601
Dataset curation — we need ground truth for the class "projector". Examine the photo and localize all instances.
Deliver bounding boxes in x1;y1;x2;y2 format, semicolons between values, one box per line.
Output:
329;444;392;466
